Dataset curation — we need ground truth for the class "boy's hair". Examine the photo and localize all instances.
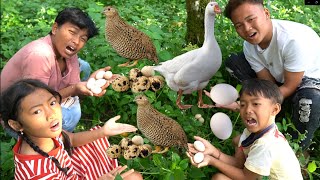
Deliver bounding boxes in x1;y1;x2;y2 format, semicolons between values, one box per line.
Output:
0;79;61;130
224;0;264;19
50;7;99;39
239;78;283;104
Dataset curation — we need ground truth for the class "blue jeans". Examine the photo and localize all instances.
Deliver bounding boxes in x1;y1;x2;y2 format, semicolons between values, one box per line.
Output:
79;58;91;81
61;96;81;132
225;52;320;150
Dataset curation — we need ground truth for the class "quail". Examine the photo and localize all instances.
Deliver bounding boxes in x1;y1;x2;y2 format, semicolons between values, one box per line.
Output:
103;6;158;67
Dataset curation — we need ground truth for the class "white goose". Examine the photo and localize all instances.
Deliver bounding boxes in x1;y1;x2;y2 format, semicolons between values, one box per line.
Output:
153;1;222;109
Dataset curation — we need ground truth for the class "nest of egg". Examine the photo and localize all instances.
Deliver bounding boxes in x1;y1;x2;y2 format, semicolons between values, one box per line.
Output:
111;66;165;93
106;135;152;160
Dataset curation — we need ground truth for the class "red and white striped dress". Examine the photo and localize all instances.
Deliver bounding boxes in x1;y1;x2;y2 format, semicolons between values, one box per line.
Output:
12;127;118;180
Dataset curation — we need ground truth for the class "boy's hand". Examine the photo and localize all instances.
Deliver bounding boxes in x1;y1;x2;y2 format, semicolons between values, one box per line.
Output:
186;151;214;168
102;115;137;137
188;136;217;157
204;90;239;112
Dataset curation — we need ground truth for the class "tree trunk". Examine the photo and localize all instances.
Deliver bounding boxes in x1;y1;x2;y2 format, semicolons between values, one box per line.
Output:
185;0;210;46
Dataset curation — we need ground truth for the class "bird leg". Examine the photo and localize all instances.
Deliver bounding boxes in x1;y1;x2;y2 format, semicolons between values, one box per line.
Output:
197;89;214;108
118;60;139;67
152;146;170;154
176;89;193;109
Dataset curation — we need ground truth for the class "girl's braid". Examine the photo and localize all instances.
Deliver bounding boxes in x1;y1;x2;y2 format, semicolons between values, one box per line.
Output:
18;131;69;175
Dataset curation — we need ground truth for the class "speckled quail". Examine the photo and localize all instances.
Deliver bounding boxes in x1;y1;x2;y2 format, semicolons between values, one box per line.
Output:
135;95;188;153
103;6;158;67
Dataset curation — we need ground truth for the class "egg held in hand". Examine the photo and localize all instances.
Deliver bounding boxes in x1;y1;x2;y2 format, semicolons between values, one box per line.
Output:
193;141;205;152
193;152;204;164
210;83;238;106
210;112;233;140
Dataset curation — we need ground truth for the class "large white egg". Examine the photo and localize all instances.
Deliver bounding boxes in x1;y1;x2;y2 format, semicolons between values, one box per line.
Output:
210;83;238;105
210;112;232;140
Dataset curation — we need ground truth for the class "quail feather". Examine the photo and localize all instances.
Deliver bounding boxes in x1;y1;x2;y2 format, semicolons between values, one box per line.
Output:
103;6;158;67
134;95;188;153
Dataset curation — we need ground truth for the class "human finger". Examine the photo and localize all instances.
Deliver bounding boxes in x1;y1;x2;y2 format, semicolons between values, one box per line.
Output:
187;143;197;154
186;152;199;167
93;89;107;97
203;89;211;98
107;115;121;123
120;169;135;179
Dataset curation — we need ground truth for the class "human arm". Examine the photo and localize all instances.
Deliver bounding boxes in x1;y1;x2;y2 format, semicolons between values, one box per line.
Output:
256;68;303;98
187;136;260;180
64;115;137;147
278;70;303;98
187;136;245;168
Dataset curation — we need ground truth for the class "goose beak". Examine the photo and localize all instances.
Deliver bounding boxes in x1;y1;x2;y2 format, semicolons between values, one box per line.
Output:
214;5;221;14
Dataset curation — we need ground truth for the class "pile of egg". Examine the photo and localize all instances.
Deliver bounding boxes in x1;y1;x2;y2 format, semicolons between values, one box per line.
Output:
86;70;113;94
111;66;165;93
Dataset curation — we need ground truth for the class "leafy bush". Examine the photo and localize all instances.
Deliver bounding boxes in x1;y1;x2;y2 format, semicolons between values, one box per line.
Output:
1;0;319;179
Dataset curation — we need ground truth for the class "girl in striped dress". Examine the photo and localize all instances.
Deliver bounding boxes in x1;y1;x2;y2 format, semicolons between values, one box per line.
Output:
0;79;143;180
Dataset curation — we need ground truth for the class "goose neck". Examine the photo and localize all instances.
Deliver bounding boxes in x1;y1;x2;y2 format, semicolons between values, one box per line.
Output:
203;13;216;45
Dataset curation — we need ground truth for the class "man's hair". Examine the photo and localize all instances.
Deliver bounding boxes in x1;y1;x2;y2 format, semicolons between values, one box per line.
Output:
239;78;283;104
224;0;264;19
50;7;99;39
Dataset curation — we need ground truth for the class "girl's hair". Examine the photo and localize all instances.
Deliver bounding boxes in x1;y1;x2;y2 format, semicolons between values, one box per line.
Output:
49;7;99;39
0;79;70;174
224;0;264;19
239;78;283;104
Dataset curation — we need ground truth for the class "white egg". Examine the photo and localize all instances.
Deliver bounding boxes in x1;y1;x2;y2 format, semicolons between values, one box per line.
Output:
210;112;233;140
193;152;204;164
103;71;113;79
132;135;144;145
141;66;155;77
210;83;238;106
95;79;107;88
95;70;106;79
91;86;102;94
193;141;205;152
195;114;202;119
86;78;96;90
198;117;205;124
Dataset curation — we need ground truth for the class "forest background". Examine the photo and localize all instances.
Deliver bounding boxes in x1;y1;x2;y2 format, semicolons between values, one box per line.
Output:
1;0;319;179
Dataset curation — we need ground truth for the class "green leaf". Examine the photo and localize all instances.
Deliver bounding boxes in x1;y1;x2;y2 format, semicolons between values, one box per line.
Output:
307;161;317;173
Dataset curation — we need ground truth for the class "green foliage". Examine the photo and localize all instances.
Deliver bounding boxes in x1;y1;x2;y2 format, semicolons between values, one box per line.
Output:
1;0;319;179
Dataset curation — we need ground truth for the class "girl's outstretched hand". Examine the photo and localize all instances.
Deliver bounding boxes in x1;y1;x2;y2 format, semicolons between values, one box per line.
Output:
98;165;134;180
103;115;137;137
